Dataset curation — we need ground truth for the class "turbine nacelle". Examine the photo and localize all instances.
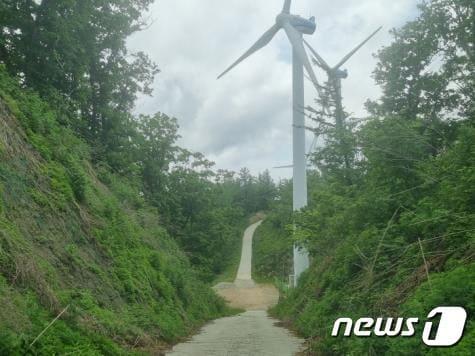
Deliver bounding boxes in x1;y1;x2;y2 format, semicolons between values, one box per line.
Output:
333;68;348;79
290;15;316;35
276;14;316;35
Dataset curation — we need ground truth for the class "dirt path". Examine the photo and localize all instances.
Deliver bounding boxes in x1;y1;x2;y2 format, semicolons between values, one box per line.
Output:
167;221;304;356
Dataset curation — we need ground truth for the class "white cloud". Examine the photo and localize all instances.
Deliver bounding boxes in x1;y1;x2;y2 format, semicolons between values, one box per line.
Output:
128;0;419;179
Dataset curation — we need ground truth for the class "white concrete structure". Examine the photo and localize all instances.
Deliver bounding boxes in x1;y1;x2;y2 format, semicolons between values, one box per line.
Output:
218;0;320;285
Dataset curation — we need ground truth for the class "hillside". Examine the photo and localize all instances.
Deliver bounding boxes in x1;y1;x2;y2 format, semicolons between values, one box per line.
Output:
0;67;234;354
0;2;279;350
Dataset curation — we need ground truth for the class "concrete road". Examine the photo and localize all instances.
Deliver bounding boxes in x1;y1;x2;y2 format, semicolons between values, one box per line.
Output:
235;220;262;283
167;221;304;356
166;310;303;356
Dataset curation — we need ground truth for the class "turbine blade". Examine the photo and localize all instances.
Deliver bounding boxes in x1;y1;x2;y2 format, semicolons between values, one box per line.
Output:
333;26;382;70
282;0;291;13
217;24;280;79
303;39;331;72
283;22;322;95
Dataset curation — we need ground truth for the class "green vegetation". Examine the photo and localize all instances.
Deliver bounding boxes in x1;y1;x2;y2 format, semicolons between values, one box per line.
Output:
0;0;473;354
253;180;293;284
0;67;230;354
0;59;278;354
0;1;278;353
255;0;474;354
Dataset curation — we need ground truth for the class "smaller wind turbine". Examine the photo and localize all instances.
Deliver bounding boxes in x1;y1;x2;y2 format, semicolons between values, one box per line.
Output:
304;27;382;131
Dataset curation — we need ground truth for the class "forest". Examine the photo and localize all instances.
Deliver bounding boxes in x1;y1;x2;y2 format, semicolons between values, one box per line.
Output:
0;0;473;354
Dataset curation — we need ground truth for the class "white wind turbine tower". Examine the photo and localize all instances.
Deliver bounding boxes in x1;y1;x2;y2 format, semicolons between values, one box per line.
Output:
217;0;321;285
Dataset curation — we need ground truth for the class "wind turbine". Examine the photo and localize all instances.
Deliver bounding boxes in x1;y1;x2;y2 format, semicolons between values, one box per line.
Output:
217;0;320;285
304;27;382;133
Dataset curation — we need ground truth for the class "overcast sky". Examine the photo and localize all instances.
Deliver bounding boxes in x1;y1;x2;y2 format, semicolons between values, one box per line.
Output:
128;0;420;179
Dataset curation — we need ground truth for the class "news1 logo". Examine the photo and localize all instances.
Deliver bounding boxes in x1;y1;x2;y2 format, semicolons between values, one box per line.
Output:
332;307;467;347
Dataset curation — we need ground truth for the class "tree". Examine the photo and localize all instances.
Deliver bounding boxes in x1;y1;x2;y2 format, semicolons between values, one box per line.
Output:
367;0;474;121
255;170;277;211
0;0;159;161
136;113;180;206
236;167;255;211
306;70;358;184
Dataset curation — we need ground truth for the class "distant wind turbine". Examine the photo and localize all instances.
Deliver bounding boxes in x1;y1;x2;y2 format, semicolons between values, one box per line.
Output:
304;27;382;132
217;0;320;285
303;27;382;174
